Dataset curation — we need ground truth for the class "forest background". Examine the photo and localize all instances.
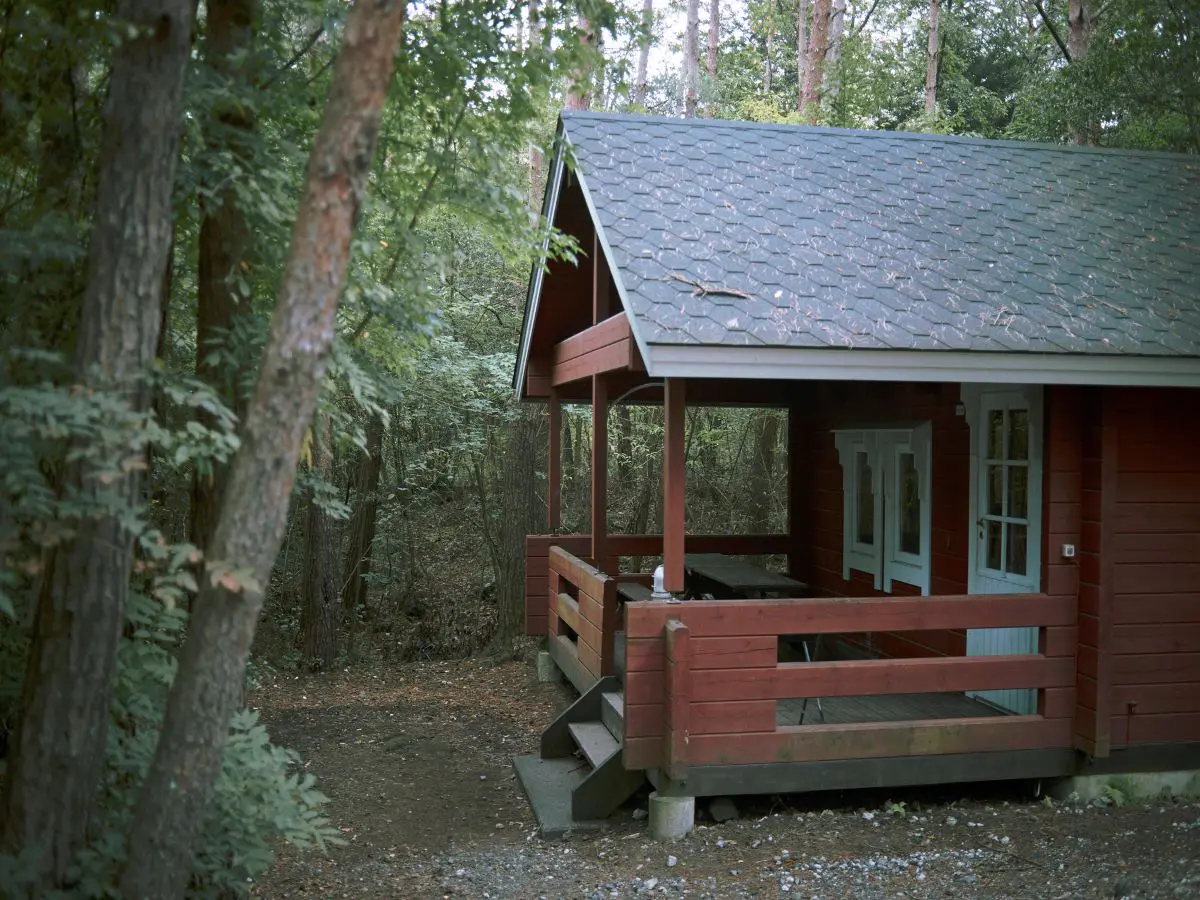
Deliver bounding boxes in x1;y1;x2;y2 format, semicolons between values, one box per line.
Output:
0;0;1195;896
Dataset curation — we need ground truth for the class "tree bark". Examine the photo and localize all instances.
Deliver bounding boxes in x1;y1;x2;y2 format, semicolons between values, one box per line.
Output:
764;25;773;93
1067;0;1093;145
300;413;339;670
529;0;545;189
823;0;846;102
0;0;194;886
191;0;258;552
341;412;384;613
565;13;594;110
801;0;830;122
796;0;808;114
924;0;940;114
119;3;405;894
747;411;778;534
706;0;718;79
494;406;544;645
685;0;699;116
634;0;653;106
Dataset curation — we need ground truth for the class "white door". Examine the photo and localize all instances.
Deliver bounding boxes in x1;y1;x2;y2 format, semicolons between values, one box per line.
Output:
964;387;1043;715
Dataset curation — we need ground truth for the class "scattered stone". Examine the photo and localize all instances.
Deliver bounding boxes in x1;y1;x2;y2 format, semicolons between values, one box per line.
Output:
708;796;739;823
632;808;648;821
666;855;678;868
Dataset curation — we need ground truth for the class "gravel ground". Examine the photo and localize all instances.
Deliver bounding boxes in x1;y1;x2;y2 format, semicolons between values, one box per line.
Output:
252;659;1200;900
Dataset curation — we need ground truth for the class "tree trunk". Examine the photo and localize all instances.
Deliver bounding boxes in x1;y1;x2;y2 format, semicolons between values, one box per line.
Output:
119;4;405;894
495;406;544;645
0;0;194;887
764;26;773;93
566;13;594;110
1068;0;1093;145
823;0;846;102
300;413;339;670
796;0;808;114
685;0;699;116
191;0;258;552
924;0;940;114
706;0;718;79
634;0;653;107
529;0;545;188
341;413;384;613
747;411;778;535
801;0;830;122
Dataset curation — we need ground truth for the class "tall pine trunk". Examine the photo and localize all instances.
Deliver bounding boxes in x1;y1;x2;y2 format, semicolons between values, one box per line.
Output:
747;411;778;535
1068;0;1093;145
684;0;699;116
566;13;594;110
0;0;194;885
634;0;653;106
924;0;940;114
300;412;339;669
120;4;406;893
823;0;846;102
706;0;718;79
494;407;544;645
191;0;258;551
801;0;830;122
796;0;808;113
341;412;384;613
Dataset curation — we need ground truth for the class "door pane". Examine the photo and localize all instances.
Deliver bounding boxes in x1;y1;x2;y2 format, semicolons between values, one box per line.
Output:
1008;465;1029;520
986;410;1004;459
985;520;1003;570
1009;409;1029;460
1006;523;1028;576
898;452;920;555
856;451;874;545
987;465;1004;516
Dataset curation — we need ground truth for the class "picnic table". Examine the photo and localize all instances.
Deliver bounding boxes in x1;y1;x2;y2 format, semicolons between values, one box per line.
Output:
684;553;808;599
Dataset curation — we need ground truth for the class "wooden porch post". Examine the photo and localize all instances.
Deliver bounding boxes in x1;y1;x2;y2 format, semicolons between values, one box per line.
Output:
663;377;686;593
548;388;562;530
591;374;609;571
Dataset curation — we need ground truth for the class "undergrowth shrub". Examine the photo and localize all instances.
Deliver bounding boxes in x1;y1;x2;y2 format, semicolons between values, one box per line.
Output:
0;359;340;897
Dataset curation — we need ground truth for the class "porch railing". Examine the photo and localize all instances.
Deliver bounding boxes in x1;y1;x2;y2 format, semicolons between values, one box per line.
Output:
621;594;1077;778
524;533;792;636
546;547;619;692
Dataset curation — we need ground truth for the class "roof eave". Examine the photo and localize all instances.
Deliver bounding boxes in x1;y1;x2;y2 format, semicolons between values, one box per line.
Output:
644;344;1200;388
512;128;569;399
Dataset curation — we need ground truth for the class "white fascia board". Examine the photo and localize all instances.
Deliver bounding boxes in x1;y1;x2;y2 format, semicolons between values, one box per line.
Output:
645;344;1200;387
571;167;656;375
513;142;568;399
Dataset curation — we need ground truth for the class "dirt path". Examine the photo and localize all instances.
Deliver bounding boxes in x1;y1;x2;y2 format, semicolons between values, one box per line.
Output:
252;659;1200;899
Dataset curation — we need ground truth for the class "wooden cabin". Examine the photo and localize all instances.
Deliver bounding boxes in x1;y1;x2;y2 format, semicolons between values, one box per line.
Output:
513;112;1200;836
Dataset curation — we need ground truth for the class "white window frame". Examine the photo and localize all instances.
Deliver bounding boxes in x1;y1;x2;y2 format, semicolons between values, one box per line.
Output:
834;423;933;595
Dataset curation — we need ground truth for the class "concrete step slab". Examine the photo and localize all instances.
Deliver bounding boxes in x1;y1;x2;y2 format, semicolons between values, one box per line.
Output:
513;755;608;839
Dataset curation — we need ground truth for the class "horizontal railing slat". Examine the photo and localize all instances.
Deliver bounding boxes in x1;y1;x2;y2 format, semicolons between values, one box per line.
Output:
625;593;1072;638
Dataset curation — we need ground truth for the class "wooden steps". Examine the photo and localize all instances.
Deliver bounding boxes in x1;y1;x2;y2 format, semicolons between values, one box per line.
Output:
514;675;644;836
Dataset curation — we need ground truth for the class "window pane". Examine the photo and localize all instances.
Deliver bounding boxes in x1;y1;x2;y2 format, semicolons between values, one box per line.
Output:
1009;409;1029;460
987;465;1004;516
1008;465;1028;520
1006;523;1028;576
856;451;874;546
898;452;921;555
987;410;1004;459
986;520;1003;570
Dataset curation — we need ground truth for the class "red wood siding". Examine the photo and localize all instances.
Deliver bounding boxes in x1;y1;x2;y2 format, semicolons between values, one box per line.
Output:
1107;387;1200;748
797;381;970;658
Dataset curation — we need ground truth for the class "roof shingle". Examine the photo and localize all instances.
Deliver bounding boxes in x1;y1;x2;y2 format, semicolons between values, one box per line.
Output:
562;112;1200;357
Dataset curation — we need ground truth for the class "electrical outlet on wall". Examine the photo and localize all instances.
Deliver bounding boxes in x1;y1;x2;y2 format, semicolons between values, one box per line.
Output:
1061;543;1076;559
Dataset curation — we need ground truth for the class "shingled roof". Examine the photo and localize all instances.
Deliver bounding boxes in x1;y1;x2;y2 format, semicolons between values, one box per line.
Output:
519;112;1200;388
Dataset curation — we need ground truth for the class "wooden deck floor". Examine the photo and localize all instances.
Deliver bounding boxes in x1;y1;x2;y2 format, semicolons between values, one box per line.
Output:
777;692;1008;726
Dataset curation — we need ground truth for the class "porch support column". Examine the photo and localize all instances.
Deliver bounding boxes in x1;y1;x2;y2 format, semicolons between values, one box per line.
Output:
663;377;686;593
548;388;561;530
591;374;609;571
787;403;804;581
